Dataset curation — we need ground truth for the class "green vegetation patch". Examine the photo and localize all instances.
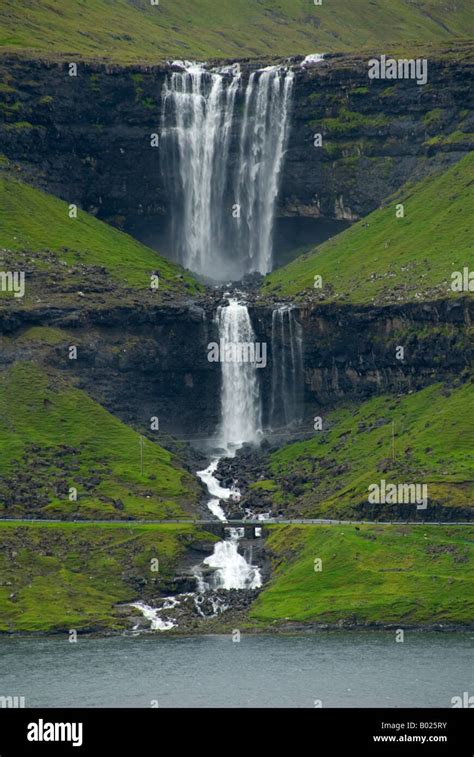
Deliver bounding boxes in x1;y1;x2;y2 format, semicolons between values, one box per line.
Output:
262;153;474;305
0;174;201;304
15;326;70;345
315;108;390;137
0;0;473;62
0;522;215;631
0;362;200;520
251;524;474;626
424;130;474;147
259;381;474;519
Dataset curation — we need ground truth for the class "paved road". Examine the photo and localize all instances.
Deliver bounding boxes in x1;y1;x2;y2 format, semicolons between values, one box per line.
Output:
0;518;471;526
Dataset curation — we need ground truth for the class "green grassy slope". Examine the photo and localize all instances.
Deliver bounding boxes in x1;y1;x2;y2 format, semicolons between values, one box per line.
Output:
0;171;201;306
0;0;473;62
251;524;474;627
0;362;200;519
262;153;474;305
257;382;474;519
0;522;215;631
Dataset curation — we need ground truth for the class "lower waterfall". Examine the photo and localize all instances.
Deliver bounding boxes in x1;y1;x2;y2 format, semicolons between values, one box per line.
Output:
216;297;262;453
132;297;263;631
198;296;262;590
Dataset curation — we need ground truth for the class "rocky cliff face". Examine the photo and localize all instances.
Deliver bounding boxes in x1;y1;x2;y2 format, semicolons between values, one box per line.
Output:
283;51;474;221
1;50;472;241
0;300;221;439
252;297;472;422
1;295;471;439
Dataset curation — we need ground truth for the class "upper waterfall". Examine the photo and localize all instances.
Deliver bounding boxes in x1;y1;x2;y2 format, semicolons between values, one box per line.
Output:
161;63;294;280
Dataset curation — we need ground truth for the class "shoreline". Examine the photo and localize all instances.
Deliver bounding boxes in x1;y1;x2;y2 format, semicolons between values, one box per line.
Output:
2;621;474;639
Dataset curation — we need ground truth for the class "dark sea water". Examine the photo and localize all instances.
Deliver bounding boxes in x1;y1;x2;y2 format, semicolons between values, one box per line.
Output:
1;632;472;708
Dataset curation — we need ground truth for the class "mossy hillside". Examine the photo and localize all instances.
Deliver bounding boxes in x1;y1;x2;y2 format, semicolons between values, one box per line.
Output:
311;108;391;137
424;130;474;147
0;522;216;632
14;326;71;345
260;382;474;519
0;326;73;351
0;173;201;307
250;524;474;627
0;362;201;519
315;96;473;161
0;0;473;63
261;153;474;305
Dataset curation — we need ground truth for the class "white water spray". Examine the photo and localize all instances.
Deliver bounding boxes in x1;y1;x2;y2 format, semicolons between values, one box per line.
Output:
132;297;264;630
197;458;237;522
162;63;239;277
130;601;176;631
301;53;325;66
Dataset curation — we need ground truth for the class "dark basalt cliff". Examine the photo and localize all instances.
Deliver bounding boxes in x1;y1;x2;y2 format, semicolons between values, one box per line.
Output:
1;49;472;241
252;298;472;425
0;301;221;439
1;296;471;439
283;51;474;221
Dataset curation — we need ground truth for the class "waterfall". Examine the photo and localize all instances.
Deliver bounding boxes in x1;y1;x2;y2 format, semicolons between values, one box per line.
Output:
204;528;261;590
162;63;294;279
196;458;238;521
195;298;263;591
130;601;176;631
195;460;263;591
216;298;262;452
270;305;304;429
131;298;265;630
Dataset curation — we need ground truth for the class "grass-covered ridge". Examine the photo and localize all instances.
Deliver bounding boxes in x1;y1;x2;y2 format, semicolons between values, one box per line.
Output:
257;381;474;520
262;153;474;305
0;0;473;62
0;362;200;520
0;522;215;632
0;172;201;305
251;524;474;627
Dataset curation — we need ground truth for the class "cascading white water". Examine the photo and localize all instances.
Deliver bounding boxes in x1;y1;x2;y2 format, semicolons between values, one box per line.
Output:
195;464;262;591
270;305;304;429
131;298;265;630
216;298;262;452
162;63;294;279
196;457;239;522
204;528;261;590
196;297;263;591
130;600;177;631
